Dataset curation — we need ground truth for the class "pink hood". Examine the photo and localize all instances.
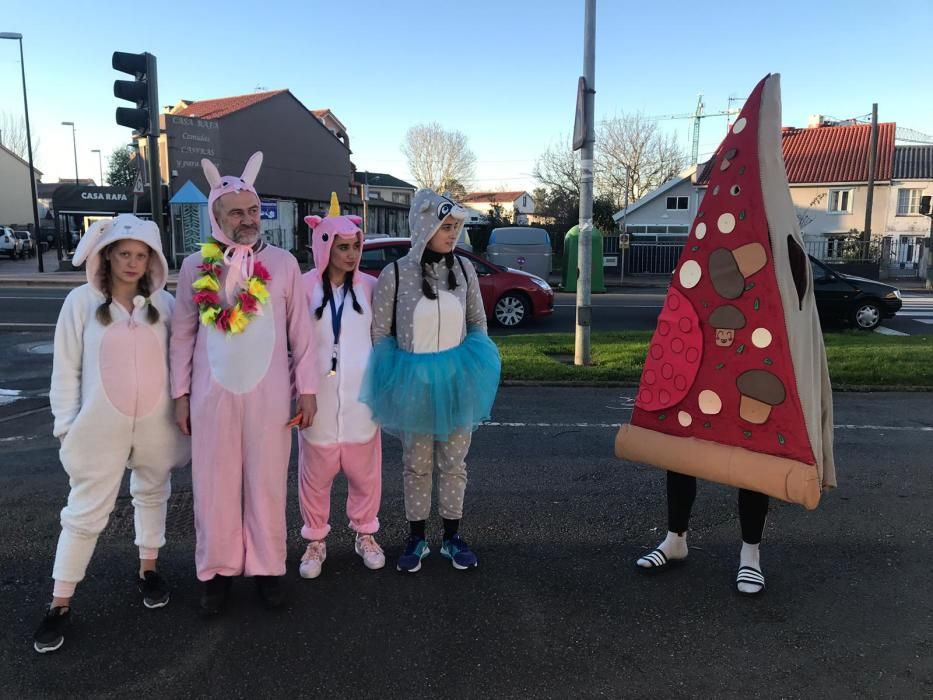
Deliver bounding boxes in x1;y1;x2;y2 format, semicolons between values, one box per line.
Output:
304;193;363;281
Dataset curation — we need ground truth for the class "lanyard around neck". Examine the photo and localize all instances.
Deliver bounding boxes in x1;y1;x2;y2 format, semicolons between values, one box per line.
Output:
327;280;351;375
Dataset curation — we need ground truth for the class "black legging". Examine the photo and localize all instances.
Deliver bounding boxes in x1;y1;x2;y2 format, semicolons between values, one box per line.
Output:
666;470;769;545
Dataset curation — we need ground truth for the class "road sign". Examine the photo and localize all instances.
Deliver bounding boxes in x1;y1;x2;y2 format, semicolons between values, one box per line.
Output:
261;201;278;220
132;169;145;195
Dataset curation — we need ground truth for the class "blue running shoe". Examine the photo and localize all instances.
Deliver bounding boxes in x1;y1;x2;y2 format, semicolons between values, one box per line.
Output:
440;534;478;570
397;536;430;573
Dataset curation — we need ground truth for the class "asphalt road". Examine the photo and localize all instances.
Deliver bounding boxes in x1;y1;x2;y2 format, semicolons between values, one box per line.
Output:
3;286;932;336
0;328;931;697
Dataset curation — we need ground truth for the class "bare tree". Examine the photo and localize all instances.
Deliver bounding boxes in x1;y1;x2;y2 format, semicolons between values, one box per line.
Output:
0;112;39;161
401;122;476;193
596;113;687;209
532;136;580;201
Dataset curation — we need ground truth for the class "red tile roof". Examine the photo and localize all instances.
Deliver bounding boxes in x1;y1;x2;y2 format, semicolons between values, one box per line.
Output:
174;90;287;119
462;191;527;204
698;122;895;185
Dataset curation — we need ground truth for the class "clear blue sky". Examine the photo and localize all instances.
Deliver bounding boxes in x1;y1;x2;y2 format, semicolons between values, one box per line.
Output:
2;0;931;190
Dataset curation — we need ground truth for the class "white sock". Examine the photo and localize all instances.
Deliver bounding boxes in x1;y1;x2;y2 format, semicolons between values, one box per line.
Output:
637;530;688;567
737;541;764;593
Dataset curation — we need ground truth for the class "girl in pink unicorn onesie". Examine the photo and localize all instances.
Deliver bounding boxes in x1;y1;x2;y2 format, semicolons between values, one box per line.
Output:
297;195;385;579
33;214;190;654
170;152;318;615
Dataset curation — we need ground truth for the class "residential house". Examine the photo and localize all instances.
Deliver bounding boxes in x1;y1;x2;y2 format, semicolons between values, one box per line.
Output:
312;109;351;150
0;143;42;226
352;171;416;236
142;89;353;263
885;145;932;279
613;119;928;280
461;191;536;225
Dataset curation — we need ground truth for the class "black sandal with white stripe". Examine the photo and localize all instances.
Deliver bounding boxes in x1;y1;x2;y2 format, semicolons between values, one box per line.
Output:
736;565;766;595
635;548;686;573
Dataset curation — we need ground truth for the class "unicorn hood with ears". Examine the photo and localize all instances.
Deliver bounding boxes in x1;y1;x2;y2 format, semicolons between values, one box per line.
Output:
201;151;263;297
305;192;364;279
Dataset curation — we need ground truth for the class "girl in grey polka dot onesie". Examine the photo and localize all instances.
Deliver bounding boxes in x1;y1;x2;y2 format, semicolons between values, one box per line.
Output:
361;188;501;573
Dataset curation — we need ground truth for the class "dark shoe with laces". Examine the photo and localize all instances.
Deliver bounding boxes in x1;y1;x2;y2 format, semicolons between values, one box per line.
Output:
254;575;286;609
199;575;231;617
33;606;71;654
440;534;478;570
138;570;170;609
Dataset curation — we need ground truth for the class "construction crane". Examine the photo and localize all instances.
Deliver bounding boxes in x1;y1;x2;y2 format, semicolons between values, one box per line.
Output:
650;95;742;166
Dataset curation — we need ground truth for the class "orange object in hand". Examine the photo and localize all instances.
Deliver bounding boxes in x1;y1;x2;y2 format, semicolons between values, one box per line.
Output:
287;413;303;429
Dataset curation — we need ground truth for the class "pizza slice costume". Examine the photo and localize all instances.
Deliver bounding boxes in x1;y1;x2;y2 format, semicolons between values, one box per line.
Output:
615;74;835;510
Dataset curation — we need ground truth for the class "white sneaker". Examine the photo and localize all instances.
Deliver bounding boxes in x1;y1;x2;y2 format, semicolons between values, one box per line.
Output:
354;534;386;570
299;540;326;579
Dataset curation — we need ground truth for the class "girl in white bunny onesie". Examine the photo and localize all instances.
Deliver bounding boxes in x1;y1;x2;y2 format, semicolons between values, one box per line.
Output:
32;214;189;654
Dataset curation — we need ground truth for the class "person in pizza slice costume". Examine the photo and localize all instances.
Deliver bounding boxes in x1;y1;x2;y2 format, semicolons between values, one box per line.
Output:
615;74;835;595
296;194;385;579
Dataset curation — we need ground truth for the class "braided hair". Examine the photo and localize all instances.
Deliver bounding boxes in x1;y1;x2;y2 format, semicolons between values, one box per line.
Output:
94;242;160;325
94;251;114;326
420;249;458;300
314;268;362;319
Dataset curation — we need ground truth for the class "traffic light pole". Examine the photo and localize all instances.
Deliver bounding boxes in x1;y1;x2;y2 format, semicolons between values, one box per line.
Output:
145;54;168;263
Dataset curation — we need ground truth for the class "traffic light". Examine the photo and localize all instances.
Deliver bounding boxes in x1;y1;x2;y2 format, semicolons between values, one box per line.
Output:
921;195;931;216
112;51;158;136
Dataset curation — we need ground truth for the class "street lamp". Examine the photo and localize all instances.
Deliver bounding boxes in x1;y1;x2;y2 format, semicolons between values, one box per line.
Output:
91;148;103;186
0;32;44;272
61;121;79;184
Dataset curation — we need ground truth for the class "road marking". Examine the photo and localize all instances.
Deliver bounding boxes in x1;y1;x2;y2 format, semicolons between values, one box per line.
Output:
916;320;933;325
0;323;55;329
482;421;933;432
875;326;909;336
553;304;663;309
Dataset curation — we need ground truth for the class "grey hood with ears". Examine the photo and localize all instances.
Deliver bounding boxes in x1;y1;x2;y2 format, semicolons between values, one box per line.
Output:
408;189;467;260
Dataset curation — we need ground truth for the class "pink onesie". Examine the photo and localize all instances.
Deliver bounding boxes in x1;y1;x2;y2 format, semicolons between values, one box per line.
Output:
170;153;317;581
297;209;381;542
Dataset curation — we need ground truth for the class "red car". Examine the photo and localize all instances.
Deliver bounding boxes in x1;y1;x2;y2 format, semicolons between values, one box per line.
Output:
359;238;554;327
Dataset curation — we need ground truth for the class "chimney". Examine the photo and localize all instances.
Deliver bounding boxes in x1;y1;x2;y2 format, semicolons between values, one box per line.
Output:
807;114;825;128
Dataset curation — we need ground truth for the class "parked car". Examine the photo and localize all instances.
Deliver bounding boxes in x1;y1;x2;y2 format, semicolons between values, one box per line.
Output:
359;238;554;327
0;227;24;259
13;230;35;257
810;255;902;330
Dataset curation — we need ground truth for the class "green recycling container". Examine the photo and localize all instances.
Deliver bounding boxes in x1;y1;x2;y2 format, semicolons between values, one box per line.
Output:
561;225;605;292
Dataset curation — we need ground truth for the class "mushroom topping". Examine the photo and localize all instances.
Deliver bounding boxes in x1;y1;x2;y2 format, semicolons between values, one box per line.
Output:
736;370;786;424
709;248;745;299
709;305;747;347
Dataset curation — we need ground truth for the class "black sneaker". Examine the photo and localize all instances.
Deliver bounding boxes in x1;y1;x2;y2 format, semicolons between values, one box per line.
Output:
254;575;285;610
138;570;170;609
200;575;231;617
33;606;71;654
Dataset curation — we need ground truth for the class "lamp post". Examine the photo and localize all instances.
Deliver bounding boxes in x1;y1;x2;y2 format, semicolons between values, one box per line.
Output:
0;32;44;272
91;148;103;186
61;121;79;184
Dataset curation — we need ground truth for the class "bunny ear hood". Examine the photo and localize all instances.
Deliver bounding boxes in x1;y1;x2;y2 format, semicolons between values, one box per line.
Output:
305;192;364;276
73;213;169;294
408;189;467;260
202;151;263;246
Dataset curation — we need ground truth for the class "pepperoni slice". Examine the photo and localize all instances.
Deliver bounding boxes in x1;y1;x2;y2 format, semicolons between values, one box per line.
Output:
636;287;703;411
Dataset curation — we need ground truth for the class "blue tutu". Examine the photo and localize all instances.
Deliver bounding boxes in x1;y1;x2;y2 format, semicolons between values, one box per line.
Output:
360;327;501;440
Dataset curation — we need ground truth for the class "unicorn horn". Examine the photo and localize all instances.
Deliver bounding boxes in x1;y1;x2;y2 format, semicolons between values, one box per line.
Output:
328;192;341;217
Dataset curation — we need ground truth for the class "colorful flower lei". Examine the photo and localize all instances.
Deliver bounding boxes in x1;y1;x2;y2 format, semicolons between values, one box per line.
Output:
193;239;271;335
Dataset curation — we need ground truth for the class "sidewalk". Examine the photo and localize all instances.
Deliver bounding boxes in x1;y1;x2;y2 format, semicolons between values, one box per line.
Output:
3;253;931;293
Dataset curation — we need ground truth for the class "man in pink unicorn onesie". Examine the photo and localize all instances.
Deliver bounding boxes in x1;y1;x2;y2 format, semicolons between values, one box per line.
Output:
170;152;317;614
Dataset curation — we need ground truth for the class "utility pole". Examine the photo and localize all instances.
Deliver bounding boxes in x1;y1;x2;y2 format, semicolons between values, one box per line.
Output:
863;103;878;242
573;0;596;366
